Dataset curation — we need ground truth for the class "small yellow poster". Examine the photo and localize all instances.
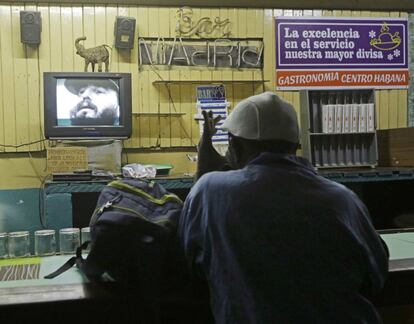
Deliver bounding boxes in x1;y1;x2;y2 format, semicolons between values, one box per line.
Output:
46;147;88;173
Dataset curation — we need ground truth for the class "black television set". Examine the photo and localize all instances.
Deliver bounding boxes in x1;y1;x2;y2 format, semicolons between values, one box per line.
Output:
44;72;132;139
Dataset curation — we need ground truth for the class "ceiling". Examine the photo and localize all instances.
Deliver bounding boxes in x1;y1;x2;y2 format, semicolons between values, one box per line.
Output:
3;0;414;11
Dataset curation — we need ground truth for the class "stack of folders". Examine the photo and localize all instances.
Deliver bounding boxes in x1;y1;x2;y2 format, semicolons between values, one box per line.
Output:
311;96;375;168
321;103;375;134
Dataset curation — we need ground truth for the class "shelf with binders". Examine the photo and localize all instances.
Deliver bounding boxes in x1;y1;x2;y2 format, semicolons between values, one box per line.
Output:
300;89;377;169
310;132;376;136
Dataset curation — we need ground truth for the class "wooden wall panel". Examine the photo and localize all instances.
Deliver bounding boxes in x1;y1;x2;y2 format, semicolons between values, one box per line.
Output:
185;7;201;146
49;7;63;70
25;5;42;152
136;6;149;148
180;69;195;147
127;6;140;148
0;7;6;151
220;7;234;117
233;8;256;111
398;90;408;127
263;9;275;93
199;8;212;83
147;7;161;148
169;67;182;148
61;6;74;70
72;7;84;72
211;8;221;81
168;8;186;147
252;9;265;95
158;7;172;148
0;6;16;152
37;4;51;153
12;4;30;152
106;7;119;72
82;7;95;59
94;6;106;46
0;4;409;155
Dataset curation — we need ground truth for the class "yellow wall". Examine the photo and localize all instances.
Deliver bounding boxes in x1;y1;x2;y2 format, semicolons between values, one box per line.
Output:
0;5;409;189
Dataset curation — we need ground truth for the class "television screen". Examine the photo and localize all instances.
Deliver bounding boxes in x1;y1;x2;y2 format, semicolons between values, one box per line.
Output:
44;72;132;139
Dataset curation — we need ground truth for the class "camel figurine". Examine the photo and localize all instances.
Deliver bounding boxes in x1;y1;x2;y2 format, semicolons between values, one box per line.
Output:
75;36;111;72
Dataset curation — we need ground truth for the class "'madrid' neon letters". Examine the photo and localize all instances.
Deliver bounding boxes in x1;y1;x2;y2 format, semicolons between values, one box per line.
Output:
139;37;263;69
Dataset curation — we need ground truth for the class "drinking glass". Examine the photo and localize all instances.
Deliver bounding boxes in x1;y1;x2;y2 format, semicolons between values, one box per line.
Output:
81;227;91;252
35;229;56;256
0;232;8;258
59;228;80;254
8;231;30;258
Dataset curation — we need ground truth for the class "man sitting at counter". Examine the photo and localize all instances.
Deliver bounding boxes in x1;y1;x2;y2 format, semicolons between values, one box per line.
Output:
178;92;389;323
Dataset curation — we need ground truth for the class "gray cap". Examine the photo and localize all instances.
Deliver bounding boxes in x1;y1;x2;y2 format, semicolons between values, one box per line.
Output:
221;92;299;143
64;78;119;95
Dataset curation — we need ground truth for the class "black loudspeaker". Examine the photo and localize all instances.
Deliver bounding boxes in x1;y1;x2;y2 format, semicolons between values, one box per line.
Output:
20;11;41;45
114;16;136;49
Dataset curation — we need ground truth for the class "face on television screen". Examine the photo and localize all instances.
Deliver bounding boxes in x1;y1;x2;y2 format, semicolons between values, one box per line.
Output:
56;78;120;126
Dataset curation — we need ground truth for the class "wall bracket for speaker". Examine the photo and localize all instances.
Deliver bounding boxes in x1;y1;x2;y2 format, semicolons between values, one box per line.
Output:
114;16;136;49
20;11;41;45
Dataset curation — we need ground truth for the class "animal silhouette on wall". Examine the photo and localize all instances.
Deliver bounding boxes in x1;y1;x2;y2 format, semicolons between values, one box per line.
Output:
75;36;111;72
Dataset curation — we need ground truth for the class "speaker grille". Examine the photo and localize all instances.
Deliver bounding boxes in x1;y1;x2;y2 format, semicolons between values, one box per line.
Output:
114;16;136;49
20;11;41;45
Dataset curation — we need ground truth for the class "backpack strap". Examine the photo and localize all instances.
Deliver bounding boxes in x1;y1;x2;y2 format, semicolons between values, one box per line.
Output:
44;256;77;279
44;241;89;279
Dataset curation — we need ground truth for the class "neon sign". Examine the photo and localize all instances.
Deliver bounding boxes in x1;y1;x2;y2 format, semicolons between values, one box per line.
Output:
139;37;263;69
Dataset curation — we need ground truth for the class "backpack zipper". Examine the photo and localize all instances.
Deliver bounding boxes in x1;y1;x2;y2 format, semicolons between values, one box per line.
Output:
108;180;183;205
90;194;122;226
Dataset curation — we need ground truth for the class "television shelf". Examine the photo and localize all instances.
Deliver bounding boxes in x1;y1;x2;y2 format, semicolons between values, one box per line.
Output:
132;112;186;117
44;176;195;194
152;79;269;84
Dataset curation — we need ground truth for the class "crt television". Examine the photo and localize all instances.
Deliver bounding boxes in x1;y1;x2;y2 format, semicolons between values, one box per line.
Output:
44;72;132;139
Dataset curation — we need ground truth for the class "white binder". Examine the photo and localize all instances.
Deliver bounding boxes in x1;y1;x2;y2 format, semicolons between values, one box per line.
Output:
367;103;375;132
327;105;335;133
321;105;329;133
359;104;367;132
334;105;343;133
351;104;359;133
343;104;351;133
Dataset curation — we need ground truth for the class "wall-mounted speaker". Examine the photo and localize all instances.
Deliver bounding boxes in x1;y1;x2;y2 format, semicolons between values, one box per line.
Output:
114;16;136;49
20;11;41;45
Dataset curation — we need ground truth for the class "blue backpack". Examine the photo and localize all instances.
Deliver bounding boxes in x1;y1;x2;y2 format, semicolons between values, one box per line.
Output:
45;178;184;294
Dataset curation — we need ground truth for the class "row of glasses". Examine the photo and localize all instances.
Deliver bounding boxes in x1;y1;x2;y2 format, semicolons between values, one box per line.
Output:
0;227;91;258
